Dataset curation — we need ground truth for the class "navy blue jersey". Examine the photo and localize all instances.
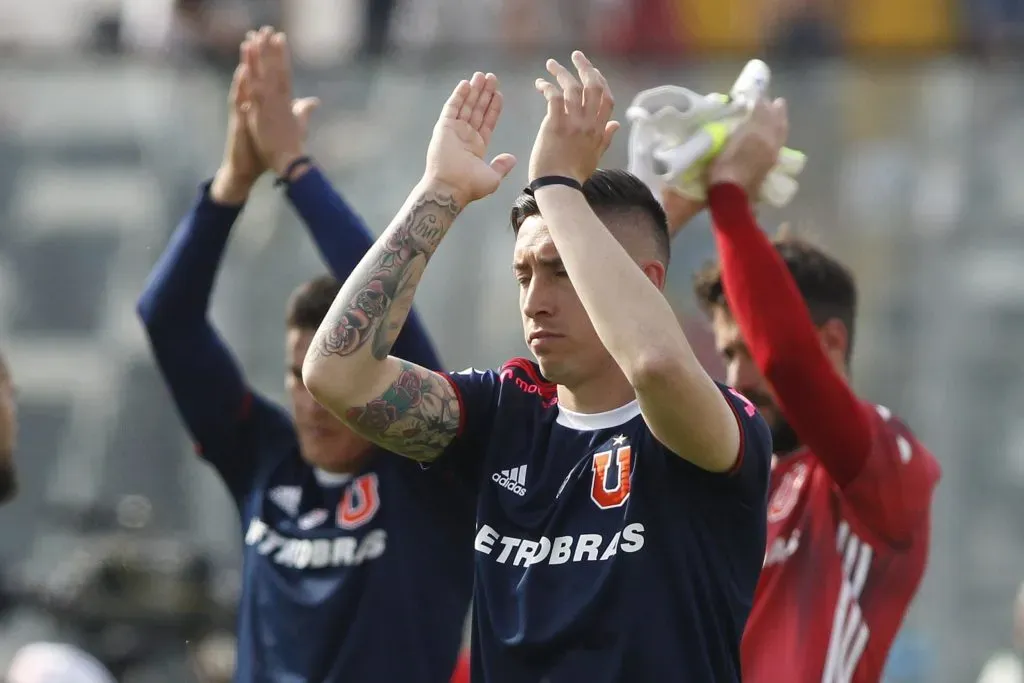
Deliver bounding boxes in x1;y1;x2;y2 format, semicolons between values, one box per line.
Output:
441;359;771;683
138;173;474;683
214;392;474;683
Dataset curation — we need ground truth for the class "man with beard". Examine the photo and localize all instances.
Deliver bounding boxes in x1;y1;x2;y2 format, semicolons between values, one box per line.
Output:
660;98;942;683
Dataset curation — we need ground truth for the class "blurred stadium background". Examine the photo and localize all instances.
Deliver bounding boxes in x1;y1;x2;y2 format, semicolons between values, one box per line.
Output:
0;0;1021;681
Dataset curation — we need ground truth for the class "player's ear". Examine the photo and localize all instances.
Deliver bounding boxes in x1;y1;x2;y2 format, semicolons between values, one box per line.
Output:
817;318;848;368
640;260;667;290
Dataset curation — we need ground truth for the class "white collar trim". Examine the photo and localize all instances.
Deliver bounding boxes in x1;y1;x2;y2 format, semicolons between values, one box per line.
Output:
314;469;353;486
556;400;641;431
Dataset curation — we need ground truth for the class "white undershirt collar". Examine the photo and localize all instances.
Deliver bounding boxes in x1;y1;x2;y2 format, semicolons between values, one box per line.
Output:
555;400;641;431
313;469;354;487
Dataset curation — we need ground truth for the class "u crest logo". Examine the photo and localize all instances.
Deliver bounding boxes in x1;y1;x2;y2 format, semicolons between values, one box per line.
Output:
767;462;807;523
590;445;632;510
337;473;382;530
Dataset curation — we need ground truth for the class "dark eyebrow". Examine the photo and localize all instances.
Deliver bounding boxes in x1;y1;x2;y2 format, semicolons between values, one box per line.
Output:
537;256;564;270
513;255;563;273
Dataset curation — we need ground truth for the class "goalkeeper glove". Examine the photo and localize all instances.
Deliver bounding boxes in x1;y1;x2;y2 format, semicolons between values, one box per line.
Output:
625;60;806;208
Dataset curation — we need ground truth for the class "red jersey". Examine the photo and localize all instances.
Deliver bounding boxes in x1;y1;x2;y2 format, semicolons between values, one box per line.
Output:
741;402;939;683
706;183;942;683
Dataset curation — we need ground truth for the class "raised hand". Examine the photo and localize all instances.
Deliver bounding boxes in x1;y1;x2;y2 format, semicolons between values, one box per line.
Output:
210;44;264;204
529;51;618;184
422;72;517;207
243;28;320;177
707;97;788;196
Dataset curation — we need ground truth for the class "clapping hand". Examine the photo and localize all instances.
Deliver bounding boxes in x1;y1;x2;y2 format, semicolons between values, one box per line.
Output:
421;72;517;207
707;97;789;196
210;44;264;204
528;51;618;184
211;27;320;203
661;99;788;233
242;27;320;179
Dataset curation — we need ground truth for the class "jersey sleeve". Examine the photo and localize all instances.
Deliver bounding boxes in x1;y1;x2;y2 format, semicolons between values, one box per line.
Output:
716;383;774;505
138;181;292;500
192;392;294;497
839;404;941;546
655;383;772;509
435;367;502;481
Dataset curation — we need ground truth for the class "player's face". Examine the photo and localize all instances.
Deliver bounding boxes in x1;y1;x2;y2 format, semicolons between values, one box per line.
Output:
286;328;373;472
514;217;616;386
0;370;17;505
711;308;798;453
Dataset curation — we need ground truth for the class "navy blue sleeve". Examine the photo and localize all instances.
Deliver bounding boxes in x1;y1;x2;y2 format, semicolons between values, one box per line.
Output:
716;383;773;505
435;368;502;481
137;182;290;498
654;382;772;509
285;167;443;371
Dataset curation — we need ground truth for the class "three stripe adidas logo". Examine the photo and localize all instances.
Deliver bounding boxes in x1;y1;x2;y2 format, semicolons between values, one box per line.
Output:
491;465;528;497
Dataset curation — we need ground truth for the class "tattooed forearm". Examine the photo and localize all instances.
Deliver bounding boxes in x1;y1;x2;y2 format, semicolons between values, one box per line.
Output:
313;191;461;362
343;360;461;462
301;186;466;461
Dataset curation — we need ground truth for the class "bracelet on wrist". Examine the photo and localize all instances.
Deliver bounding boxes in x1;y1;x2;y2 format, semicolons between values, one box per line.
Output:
525;175;584;196
274;155;313;187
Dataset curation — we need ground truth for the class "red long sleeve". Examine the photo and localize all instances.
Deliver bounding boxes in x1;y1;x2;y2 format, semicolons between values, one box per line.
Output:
707;183;871;486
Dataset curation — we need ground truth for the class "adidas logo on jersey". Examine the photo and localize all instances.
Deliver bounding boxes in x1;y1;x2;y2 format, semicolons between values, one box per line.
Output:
492;465;528;496
269;486;302;517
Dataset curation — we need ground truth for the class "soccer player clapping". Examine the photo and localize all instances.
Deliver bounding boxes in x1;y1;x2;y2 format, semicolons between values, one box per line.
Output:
303;53;773;683
138;27;474;683
661;97;942;683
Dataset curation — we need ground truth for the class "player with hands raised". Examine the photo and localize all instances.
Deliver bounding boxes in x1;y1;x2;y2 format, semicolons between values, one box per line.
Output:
645;87;940;682
304;53;771;683
139;27;474;683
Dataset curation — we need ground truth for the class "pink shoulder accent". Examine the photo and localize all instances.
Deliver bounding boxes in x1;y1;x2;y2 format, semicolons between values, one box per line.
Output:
498;357;557;405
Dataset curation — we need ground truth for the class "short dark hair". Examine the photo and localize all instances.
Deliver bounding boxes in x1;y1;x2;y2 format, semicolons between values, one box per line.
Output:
509;168;671;264
286;274;341;330
693;233;858;360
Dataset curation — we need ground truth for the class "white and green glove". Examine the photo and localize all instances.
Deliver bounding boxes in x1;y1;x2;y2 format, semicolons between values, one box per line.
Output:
625;60;806;208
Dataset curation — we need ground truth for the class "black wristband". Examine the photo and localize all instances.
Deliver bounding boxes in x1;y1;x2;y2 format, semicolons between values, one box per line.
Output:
274;155;313;187
525;175;583;196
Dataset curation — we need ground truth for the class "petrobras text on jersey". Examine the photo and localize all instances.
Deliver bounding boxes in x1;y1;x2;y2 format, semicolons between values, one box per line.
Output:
474;523;645;566
244;517;387;569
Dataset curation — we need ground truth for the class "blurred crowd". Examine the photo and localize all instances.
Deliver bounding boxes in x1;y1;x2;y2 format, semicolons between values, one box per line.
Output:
2;0;1024;64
